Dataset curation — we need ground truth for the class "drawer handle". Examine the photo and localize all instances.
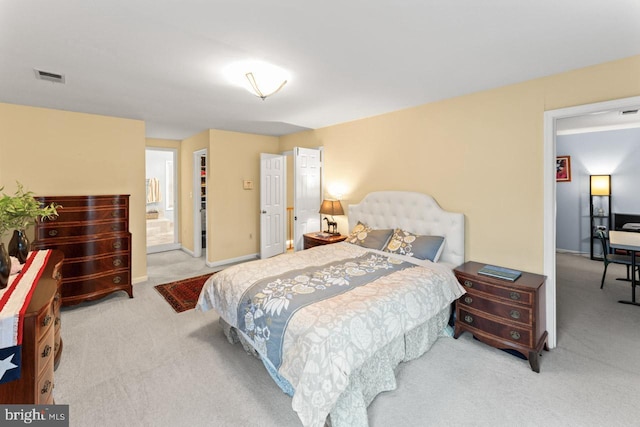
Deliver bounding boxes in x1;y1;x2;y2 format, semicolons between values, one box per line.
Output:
464;315;473;324
54;293;60;302
42;345;52;358
55;272;62;280
42;315;52;327
463;296;473;305
111;224;120;231
113;241;122;249
113;258;123;267
48;229;59;237
113;276;122;284
55;317;61;326
112;199;121;205
510;310;521;319
41;380;52;395
509;292;521;300
111;211;119;217
463;280;473;288
510;331;521;340
54;342;60;353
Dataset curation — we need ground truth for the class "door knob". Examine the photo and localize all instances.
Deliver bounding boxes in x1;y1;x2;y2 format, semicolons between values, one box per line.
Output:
261;210;267;214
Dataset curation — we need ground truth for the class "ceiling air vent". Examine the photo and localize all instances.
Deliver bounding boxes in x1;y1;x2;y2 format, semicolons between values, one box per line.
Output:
620;109;638;115
34;69;65;84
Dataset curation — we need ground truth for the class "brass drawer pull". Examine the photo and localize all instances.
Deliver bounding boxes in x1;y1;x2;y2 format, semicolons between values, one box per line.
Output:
510;310;521;319
48;229;59;237
54;342;60;353
112;199;120;205
111;224;120;231
113;258;123;267
463;280;473;288
55;317;61;326
464;296;473;305
464;315;473;324
54;293;60;302
41;380;52;395
510;331;521;340
113;241;122;249
42;315;52;327
509;292;521;300
111;211;119;217
42;345;52;358
113;276;122;284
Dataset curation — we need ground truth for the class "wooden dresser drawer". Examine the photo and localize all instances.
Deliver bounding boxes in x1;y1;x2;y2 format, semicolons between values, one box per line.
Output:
62;253;130;278
458;292;532;325
458;276;533;306
36;364;55;404
62;270;131;302
43;205;128;223
38;195;128;209
35;302;55;341
36;328;55;377
36;219;127;239
34;234;130;259
458;308;533;348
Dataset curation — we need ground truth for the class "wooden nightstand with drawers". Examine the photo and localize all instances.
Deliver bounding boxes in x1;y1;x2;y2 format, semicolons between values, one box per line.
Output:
303;233;347;249
453;261;548;373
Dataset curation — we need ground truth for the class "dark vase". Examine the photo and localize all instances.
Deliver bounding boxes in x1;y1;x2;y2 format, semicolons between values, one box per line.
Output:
8;229;30;264
0;243;10;289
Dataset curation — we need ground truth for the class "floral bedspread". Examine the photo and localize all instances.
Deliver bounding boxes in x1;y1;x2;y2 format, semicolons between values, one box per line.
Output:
196;242;465;427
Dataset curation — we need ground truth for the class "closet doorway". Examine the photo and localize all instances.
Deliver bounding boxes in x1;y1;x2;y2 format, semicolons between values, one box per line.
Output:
193;149;207;258
145;148;180;253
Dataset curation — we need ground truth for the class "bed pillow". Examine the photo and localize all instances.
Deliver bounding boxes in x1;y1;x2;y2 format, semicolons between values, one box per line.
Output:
383;228;445;262
346;222;394;250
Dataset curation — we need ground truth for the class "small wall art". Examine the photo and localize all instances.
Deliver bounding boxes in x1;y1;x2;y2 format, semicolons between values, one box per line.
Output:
556;155;571;182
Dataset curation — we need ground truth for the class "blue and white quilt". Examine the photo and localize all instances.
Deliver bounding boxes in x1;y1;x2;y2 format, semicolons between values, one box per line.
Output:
196;242;465;427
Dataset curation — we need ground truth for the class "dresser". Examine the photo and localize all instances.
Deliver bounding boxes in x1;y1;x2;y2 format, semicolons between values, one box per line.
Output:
303;233;347;249
453;261;548;372
32;195;133;306
0;250;64;403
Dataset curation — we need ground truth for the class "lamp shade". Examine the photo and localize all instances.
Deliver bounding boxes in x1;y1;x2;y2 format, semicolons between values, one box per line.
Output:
319;199;344;216
590;175;611;196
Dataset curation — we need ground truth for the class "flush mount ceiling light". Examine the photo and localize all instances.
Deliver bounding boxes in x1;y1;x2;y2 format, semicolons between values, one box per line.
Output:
225;61;290;100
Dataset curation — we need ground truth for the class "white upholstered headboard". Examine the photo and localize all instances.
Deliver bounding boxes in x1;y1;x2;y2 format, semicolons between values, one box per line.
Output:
348;191;465;267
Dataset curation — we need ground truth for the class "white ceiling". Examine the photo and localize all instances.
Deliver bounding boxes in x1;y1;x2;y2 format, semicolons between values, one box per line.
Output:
1;1;640;140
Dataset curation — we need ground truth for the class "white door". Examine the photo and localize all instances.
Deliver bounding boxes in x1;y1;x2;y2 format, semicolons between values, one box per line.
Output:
260;153;286;259
294;147;322;251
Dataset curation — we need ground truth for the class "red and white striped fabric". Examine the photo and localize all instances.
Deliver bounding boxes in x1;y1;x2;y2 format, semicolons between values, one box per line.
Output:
0;250;51;348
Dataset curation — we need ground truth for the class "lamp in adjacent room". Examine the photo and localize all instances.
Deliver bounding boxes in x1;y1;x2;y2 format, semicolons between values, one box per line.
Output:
319;199;344;235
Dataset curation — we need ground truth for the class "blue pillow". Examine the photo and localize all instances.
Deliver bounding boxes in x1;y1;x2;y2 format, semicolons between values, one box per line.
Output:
383;229;445;262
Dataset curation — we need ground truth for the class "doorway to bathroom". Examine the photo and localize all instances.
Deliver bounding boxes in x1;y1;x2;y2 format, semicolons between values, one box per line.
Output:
145;148;180;253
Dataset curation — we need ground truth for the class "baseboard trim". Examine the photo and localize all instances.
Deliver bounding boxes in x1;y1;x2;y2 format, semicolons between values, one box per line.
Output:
133;275;148;284
207;253;259;268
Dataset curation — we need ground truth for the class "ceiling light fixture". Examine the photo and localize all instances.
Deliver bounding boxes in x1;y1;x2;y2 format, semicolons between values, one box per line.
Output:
225;61;290;101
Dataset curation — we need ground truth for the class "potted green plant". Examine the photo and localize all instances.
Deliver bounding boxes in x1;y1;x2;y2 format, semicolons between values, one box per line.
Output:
0;182;60;268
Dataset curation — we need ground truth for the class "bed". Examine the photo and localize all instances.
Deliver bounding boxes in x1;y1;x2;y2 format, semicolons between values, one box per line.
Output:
196;191;466;427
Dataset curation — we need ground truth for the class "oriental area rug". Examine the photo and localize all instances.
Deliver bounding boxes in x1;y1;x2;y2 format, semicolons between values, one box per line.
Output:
154;273;213;313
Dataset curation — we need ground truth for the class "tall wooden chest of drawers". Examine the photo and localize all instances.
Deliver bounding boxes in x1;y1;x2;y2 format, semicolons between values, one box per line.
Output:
0;250;64;403
33;195;133;306
453;261;548;372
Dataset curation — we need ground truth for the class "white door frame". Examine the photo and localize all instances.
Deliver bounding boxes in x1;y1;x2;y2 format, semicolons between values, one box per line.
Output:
193;149;207;258
543;95;640;349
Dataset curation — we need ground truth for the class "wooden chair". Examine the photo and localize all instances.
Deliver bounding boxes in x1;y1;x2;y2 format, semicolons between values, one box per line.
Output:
595;230;638;289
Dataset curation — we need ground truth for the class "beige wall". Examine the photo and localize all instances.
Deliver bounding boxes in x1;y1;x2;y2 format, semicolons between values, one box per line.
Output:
0;103;147;282
208;129;279;262
281;54;640;274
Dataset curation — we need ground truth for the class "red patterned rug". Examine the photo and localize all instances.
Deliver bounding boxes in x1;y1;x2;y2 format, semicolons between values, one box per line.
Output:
154;273;214;313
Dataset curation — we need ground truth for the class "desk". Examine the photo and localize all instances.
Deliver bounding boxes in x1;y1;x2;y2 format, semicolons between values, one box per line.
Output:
609;231;640;306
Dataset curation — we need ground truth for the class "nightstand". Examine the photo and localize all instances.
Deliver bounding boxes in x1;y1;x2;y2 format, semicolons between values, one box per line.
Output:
453;261;548;373
303;233;347;249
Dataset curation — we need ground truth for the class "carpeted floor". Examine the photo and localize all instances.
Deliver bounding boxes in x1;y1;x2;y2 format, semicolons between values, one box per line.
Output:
154;273;213;312
51;251;640;427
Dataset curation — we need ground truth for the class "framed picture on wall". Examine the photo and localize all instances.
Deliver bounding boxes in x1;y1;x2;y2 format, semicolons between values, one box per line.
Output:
556;155;571;182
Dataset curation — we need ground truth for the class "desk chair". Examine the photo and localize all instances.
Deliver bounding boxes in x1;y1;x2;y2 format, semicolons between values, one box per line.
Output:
596;230;638;289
